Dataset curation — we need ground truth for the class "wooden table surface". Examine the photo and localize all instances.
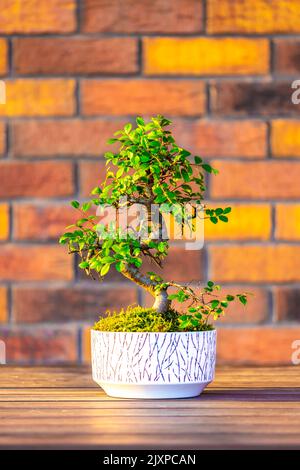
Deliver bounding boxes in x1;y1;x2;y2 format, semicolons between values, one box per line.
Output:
0;366;300;449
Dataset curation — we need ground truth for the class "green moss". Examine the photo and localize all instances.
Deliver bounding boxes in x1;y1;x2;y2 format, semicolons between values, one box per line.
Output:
93;305;181;333
93;305;215;332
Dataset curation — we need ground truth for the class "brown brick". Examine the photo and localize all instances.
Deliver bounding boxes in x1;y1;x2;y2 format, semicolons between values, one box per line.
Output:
13;286;138;323
276;204;300;241
0;122;6;156
205;203;271;241
0;39;7;75
141;246;203;283
0;287;7;323
12;119;126;158
144;286;268;325
274;287;300;322
173;120;267;158
210;81;300;117
210;245;300;282
0;80;75;117
14;204;76;241
207;0;300;34
14;38;138;75
0;161;74;198
79;160;108;197
81;80;205;117
0;326;77;364
144;38;269;76
0;203;9;240
210;161;300;200
275;40;300;74
0;0;76;33
271;120;300;158
82;0;202;33
0;245;72;281
217;327;300;365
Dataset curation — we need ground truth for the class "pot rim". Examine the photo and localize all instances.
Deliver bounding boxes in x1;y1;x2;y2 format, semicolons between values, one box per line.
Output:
91;329;216;335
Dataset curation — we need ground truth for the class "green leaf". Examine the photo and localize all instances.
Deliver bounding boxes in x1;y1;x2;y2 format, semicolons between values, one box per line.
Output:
157;242;166;253
188;307;197;313
238;295;247;306
136;117;145;127
210;300;219;309
221;301;228;308
79;261;89;269
215;208;223;216
71;200;80;209
124;123;132;133
210;216;218;224
181;169;190;182
116;167;124;178
100;264;110;276
207;281;214;287
91;186;102;195
101;256;115;264
82;202;91;212
194;156;202;164
223;207;232;214
107;138;118;144
202;163;212;173
226;295;235;302
219;215;228;223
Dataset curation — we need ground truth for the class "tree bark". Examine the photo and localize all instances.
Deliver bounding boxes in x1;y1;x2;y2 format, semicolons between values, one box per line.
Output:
121;264;170;314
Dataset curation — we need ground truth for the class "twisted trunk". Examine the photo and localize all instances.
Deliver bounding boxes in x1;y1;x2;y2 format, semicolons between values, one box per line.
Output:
121;264;170;314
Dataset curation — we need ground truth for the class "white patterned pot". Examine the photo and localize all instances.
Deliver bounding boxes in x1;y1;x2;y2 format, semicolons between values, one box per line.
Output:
91;330;216;399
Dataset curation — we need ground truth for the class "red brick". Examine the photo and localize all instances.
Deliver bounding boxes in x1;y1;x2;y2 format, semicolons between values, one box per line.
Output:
210;161;300;200
13;286;138;323
275;40;300;74
12;119;127;158
210;245;300;283
217;327;300;365
79;160;108;197
144;286;268;325
14;38;138;75
14;204;77;241
0;79;75;117
81;80;205;117
173;120;267;158
0;161;74;198
0;326;77;364
82;0;202;33
0;0;76;34
0;245;72;281
210;81;300;117
273;287;300;322
141;246;203;283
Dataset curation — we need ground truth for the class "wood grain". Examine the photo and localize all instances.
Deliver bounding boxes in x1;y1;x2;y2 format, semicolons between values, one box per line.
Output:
0;366;299;449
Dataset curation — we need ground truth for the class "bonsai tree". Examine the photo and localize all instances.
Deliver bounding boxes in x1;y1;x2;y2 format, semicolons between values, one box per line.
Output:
60;115;248;331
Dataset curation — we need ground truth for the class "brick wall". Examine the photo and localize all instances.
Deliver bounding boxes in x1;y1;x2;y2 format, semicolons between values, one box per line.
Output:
0;0;300;365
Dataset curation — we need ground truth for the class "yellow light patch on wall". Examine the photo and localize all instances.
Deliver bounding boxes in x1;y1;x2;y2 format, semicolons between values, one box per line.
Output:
207;0;300;34
144;37;269;75
205;204;271;241
0;79;75;117
272;120;300;157
0;204;9;240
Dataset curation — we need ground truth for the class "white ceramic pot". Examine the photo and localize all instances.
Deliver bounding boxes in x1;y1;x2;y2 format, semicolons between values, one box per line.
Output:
91;330;216;399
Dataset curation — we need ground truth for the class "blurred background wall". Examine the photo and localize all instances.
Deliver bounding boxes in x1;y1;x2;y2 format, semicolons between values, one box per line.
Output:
0;0;300;365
